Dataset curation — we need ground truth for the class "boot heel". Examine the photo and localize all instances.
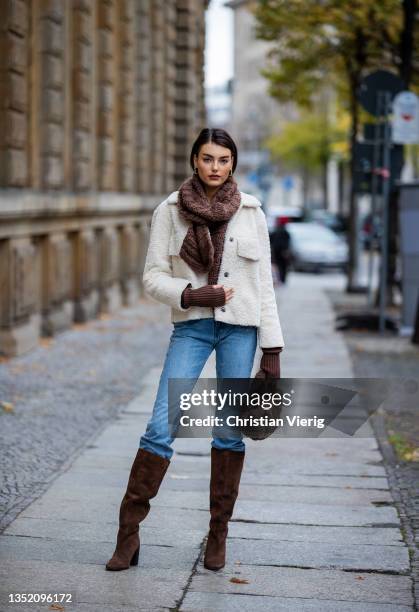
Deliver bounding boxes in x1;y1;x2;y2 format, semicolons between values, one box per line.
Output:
130;546;139;566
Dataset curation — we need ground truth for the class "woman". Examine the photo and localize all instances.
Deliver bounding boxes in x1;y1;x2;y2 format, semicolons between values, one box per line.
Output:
106;128;284;573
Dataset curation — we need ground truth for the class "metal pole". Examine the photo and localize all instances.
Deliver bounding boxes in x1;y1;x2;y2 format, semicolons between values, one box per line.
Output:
367;92;382;307
412;289;419;345
354;193;361;287
379;91;392;333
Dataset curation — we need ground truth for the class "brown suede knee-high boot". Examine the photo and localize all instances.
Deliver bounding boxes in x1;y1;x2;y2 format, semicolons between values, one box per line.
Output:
204;447;245;571
106;448;170;571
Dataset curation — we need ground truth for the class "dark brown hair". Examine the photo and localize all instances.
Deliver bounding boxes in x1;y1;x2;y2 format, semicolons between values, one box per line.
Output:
190;128;238;173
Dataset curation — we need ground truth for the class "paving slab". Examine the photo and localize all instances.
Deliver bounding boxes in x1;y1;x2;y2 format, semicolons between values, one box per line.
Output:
180;591;413;612
0;560;190;610
0;534;200;570
241;458;388;477
228;521;405;546
4;518;207;548
188;565;413;605
224;538;410;573
47;479;394;506
17;497;211;531
240;472;389;487
233;499;399;527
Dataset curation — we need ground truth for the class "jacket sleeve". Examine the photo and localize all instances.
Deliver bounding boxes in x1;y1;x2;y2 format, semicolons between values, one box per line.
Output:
142;200;191;312
255;206;285;349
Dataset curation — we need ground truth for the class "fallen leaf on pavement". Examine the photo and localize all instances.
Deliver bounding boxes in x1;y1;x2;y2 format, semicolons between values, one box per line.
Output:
1;401;14;413
40;338;54;348
230;577;249;584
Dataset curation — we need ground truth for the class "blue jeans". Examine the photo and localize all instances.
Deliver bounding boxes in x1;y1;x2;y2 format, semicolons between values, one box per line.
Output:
139;318;258;460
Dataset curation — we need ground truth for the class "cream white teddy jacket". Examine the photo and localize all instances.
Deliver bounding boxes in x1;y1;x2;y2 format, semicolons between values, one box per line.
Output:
142;190;284;349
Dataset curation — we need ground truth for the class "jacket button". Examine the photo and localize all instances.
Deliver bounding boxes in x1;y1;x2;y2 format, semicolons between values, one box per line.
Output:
224;272;229;277
229;237;234;241
221;307;226;312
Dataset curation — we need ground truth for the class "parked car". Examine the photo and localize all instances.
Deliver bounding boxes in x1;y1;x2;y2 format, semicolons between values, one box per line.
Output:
305;209;348;235
286;222;349;273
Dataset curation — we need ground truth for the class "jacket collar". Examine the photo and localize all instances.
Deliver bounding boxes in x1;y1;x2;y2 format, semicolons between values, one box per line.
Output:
166;190;261;208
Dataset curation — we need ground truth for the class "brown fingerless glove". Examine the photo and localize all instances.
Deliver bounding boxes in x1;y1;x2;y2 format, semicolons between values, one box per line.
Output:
254;347;282;379
181;283;226;309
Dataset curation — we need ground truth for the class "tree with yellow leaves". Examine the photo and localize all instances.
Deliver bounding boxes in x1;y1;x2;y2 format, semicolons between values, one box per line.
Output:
253;0;418;290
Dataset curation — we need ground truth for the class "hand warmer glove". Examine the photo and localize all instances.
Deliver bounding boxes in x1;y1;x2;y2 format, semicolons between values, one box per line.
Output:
254;347;282;379
181;283;226;309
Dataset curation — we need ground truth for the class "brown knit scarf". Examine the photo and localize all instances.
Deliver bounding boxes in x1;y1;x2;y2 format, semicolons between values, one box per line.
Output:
177;173;241;284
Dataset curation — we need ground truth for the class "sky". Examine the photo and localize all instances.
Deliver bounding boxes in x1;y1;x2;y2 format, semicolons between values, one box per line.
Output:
205;0;234;88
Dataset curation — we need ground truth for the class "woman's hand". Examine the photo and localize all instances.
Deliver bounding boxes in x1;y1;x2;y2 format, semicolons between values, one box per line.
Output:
255;348;282;379
213;284;234;303
181;284;234;308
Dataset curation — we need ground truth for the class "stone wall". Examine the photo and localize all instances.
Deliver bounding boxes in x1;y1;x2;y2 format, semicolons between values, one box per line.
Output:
0;0;208;357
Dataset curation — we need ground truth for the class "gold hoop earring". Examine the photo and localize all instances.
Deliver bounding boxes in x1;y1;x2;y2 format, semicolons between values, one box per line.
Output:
194;167;198;175
229;169;233;177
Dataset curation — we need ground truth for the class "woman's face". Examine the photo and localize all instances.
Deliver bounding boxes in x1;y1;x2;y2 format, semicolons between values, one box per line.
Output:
193;143;234;188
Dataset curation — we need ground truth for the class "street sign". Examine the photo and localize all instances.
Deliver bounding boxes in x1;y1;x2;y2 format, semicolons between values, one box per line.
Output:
358;70;404;116
282;175;294;191
392;91;419;144
247;171;259;185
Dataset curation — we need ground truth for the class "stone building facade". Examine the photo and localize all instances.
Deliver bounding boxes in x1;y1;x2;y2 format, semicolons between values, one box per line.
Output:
0;0;208;357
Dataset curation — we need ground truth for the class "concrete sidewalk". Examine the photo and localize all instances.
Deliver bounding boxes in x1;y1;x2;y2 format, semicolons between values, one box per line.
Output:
0;273;414;611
